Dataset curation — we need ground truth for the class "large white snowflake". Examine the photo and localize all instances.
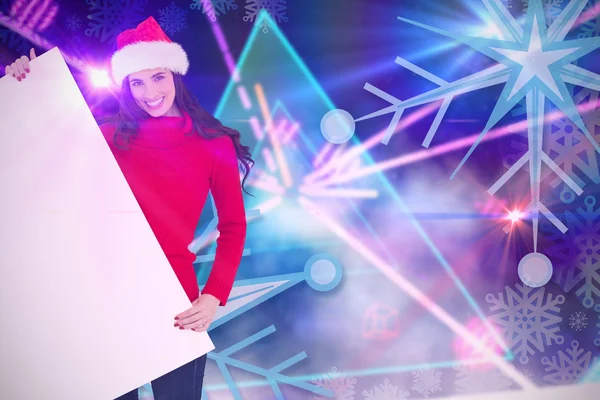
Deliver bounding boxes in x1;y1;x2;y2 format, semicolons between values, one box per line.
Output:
158;2;188;36
244;0;288;33
542;340;595;383
454;365;514;394
363;379;409;400
569;311;588;331
411;368;442;398
191;0;237;21
85;0;148;43
486;283;565;364
521;0;564;24
312;367;357;400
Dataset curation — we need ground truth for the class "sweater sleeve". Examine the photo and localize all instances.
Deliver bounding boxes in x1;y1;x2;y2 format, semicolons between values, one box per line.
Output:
201;136;247;306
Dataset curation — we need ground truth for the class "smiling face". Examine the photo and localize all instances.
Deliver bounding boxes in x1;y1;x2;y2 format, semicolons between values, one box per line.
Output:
128;68;180;117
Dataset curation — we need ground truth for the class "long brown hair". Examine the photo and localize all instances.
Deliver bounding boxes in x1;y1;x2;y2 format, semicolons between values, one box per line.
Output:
105;73;254;195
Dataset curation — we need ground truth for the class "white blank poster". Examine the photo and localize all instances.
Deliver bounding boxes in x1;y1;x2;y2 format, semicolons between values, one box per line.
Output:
0;48;214;399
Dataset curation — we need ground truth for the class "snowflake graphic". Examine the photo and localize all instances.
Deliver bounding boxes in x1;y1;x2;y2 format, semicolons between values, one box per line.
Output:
85;0;148;44
542;340;595;383
454;365;514;395
578;0;600;39
190;0;237;22
312;367;357;400
521;0;564;25
363;378;409;400
244;0;288;33
486;283;565;364
65;14;82;32
411;368;442;398
158;2;188;36
569;311;588;331
549;196;600;309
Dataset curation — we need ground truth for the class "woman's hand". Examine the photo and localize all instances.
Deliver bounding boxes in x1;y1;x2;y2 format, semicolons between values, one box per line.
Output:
4;48;36;81
174;294;220;332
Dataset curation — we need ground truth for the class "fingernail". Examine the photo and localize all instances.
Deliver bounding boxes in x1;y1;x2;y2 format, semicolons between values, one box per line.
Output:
174;316;179;320
17;77;21;81
25;69;30;73
174;323;179;327
22;73;25;78
179;326;184;330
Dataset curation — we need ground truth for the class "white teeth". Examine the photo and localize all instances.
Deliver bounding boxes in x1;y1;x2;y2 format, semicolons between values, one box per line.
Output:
146;97;164;107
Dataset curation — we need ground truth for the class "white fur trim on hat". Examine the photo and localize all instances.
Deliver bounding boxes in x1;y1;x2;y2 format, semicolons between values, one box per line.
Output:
110;41;189;86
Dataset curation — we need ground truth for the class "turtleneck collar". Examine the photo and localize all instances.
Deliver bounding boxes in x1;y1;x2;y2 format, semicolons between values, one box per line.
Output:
134;111;196;148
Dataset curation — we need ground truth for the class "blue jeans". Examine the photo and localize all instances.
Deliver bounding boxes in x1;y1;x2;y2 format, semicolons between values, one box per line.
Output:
115;355;207;400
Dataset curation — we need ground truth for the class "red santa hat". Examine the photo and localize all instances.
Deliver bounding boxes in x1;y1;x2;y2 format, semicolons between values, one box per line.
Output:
110;16;189;86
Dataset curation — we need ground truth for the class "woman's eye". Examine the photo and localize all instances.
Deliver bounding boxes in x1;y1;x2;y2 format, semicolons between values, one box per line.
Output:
155;75;164;82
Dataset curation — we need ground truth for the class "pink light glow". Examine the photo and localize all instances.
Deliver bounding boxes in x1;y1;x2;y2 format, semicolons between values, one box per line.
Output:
574;1;600;30
249;116;264;141
237;86;252;110
313;142;333;168
262;148;277;172
89;68;111;88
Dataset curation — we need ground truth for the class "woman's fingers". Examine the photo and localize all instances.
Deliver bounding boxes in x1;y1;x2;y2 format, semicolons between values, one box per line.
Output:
14;58;25;79
4;64;13;78
30;47;36;60
191;320;210;332
176;311;203;328
20;55;31;73
9;63;20;81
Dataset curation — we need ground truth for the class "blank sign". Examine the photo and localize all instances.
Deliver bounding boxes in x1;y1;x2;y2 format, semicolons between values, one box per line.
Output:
0;48;214;400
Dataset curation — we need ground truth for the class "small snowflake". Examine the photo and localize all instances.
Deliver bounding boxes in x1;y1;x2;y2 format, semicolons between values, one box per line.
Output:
85;0;149;44
66;14;82;32
158;2;188;36
191;0;237;21
312;367;357;400
578;0;600;39
454;365;514;394
521;369;534;379
486;283;565;364
412;368;442;398
542;340;594;384
521;0;564;25
244;0;288;33
363;378;409;400
569;311;588;331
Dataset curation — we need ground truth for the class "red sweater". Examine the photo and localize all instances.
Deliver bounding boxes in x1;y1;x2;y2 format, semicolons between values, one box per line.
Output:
100;112;246;306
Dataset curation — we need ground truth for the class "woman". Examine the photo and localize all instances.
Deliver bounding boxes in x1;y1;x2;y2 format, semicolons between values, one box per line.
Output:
4;16;253;400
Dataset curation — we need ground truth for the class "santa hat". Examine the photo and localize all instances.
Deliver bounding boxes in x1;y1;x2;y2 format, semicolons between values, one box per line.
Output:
110;16;189;86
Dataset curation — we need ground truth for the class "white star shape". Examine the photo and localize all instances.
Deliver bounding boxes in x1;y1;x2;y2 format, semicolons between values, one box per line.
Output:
491;15;579;101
